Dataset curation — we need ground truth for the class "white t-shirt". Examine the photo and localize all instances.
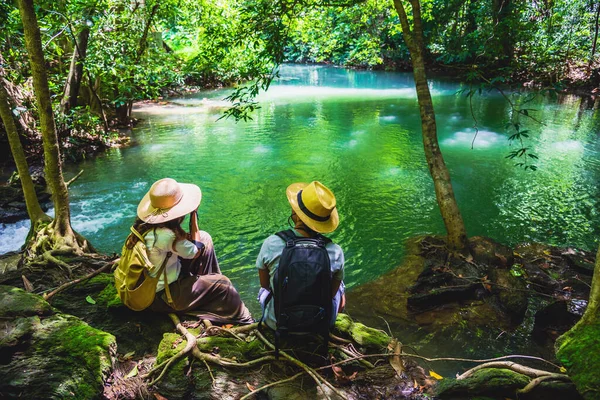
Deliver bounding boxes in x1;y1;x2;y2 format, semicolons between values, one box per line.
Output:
256;228;344;329
144;227;198;292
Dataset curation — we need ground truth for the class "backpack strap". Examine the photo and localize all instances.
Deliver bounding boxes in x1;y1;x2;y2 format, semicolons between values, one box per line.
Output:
130;226;146;242
275;229;297;247
276;229;332;247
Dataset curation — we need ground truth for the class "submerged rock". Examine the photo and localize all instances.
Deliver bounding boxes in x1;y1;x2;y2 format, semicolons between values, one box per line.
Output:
0;285;116;399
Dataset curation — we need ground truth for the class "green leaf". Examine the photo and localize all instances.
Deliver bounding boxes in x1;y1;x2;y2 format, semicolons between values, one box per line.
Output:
85;295;96;305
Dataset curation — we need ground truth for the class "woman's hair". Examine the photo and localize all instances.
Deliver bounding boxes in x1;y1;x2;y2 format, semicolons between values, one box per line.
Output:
126;217;187;249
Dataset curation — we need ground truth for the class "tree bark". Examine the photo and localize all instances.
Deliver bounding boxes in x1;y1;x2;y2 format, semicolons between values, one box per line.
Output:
17;0;76;243
392;0;469;252
555;245;600;399
590;1;600;66
60;26;90;115
492;0;514;65
0;77;49;225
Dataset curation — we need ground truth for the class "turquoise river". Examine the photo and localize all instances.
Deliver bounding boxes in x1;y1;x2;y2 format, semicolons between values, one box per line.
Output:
1;65;599;333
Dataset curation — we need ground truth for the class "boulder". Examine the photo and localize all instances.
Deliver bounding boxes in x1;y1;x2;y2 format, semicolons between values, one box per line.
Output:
0;285;115;399
51;273;173;356
435;368;581;400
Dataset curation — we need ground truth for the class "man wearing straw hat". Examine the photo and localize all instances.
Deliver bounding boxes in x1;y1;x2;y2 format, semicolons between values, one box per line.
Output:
256;181;346;331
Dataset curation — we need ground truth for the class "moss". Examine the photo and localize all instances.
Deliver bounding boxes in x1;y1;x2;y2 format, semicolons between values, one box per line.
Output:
0;285;54;318
0;316;38;348
0;313;115;399
196;336;266;361
334;313;390;350
155;331;195;398
436;368;530;398
38;314;115;398
95;281;122;308
555;322;600;399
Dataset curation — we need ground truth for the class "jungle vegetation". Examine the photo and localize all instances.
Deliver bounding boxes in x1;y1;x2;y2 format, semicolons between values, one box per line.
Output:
0;1;599;396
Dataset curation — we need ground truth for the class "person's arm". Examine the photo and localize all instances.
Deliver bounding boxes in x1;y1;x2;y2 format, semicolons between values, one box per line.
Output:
186;210;203;259
331;278;342;299
259;269;271;290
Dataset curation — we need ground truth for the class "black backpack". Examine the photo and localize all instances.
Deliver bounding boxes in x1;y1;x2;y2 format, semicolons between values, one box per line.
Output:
260;229;333;358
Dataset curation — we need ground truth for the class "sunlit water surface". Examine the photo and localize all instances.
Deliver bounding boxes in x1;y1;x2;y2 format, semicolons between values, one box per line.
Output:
2;66;599;359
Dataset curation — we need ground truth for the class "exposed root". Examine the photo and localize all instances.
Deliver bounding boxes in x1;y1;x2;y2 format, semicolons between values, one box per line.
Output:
457;361;572;394
456;361;561;380
43;260;113;301
517;374;572;394
204;325;245;341
255;328;347;400
240;372;304;400
144;313;197;385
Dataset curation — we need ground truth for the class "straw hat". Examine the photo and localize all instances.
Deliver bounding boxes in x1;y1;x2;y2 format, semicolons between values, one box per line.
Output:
286;181;339;233
137;178;202;223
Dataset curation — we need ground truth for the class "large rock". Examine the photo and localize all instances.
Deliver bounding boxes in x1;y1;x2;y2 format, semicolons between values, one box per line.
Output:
435;368;582;399
0;285;116;399
51;273;173;356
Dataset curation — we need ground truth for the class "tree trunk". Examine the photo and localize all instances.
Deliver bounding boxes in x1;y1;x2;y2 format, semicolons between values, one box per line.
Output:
555;245;600;399
60;26;90;116
492;0;514;65
392;0;469;252
17;0;79;248
0;77;50;226
590;1;600;66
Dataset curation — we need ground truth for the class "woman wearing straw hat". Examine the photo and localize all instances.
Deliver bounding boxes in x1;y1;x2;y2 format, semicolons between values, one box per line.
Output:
256;181;346;330
126;178;252;324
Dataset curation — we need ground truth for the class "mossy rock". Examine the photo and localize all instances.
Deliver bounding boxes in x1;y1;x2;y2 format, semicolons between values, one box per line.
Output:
0;285;54;318
555;322;600;400
436;368;581;400
155;332;193;398
334;313;391;350
51;273;172;356
0;287;115;399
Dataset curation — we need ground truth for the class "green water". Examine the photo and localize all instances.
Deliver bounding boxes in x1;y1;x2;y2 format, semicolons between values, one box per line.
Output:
60;65;599;314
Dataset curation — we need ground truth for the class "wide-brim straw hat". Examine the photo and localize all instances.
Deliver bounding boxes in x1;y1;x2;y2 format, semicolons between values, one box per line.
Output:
286;181;339;234
137;178;202;223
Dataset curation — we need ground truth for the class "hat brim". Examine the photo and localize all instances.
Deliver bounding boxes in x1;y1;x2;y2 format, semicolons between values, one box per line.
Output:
286;182;339;234
137;183;202;223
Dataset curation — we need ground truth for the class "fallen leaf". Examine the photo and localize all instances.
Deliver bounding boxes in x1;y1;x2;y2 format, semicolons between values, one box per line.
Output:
484;283;492;292
125;363;139;378
153;393;168;400
122;351;135;361
429;369;443;380
560;366;567;373
562;286;573;292
85;295;96;305
223;324;234;329
246;382;256;391
330;355;358;384
22;275;34;292
495;253;507;265
388;339;404;377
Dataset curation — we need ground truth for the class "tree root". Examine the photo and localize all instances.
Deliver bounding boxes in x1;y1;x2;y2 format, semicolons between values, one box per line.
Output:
516;374;572;394
254;328;347;400
457;361;571;394
43;260;112;301
240;372;305;400
144;314;198;385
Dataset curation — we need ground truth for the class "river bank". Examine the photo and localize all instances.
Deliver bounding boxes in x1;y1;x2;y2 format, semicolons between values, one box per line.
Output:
0;231;592;399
